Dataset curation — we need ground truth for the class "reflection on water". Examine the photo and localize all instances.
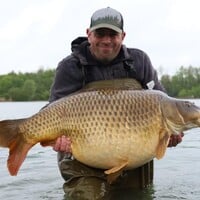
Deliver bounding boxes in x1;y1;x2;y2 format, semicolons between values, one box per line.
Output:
0;100;200;199
61;172;155;200
105;187;155;200
66;186;155;200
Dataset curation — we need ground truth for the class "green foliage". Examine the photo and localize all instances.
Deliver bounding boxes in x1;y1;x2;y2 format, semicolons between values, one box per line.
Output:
1;66;200;101
0;69;55;101
161;66;200;98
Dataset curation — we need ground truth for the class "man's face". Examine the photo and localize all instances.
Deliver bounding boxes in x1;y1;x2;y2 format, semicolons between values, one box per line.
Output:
87;28;126;63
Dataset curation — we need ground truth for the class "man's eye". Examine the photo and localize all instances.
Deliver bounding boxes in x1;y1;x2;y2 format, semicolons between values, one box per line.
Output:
109;32;118;37
94;30;118;37
96;32;105;37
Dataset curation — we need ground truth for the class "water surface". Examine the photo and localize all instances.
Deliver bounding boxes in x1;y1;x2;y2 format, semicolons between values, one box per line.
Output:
0;100;200;199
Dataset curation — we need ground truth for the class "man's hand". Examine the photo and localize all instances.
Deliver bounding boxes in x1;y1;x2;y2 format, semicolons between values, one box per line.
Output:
168;132;184;147
52;133;183;153
53;135;72;153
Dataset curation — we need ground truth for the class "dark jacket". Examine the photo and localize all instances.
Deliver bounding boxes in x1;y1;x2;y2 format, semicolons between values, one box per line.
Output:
49;37;165;102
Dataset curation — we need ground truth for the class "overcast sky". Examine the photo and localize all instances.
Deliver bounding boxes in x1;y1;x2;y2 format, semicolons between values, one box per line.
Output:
0;0;199;76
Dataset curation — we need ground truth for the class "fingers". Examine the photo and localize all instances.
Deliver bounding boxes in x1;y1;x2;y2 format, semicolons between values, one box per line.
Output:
181;132;184;137
53;135;72;153
168;132;184;147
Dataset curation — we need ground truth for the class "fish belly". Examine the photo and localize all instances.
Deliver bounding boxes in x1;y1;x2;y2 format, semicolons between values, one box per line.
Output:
63;90;164;170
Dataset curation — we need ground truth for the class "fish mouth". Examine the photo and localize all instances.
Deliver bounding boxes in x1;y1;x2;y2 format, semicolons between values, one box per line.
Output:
174;100;200;128
165;116;200;134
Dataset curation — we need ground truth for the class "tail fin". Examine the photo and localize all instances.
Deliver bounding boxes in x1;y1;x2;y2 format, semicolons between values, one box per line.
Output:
0;119;33;175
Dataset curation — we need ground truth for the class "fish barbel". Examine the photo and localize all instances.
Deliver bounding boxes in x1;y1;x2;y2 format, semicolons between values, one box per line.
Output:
0;78;200;182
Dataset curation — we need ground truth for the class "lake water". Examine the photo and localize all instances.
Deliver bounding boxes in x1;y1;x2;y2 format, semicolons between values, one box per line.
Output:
0;100;200;200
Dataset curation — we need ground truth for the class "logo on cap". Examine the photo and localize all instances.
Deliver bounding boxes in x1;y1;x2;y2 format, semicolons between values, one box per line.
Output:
90;7;124;33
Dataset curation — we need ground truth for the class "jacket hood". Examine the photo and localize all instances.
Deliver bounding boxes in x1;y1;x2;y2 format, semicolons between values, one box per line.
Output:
71;37;88;52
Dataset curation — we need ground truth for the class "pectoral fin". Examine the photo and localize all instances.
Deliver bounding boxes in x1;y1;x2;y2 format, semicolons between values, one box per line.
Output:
104;161;128;184
156;133;170;159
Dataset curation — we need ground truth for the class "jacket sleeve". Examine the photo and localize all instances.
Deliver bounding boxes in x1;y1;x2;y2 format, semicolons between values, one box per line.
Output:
49;56;84;102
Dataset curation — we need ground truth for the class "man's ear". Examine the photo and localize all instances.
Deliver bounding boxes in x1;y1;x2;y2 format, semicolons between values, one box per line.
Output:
86;28;91;36
86;28;92;43
122;32;126;40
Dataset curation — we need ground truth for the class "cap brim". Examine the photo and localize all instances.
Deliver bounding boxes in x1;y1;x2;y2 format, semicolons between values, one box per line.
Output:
90;23;122;33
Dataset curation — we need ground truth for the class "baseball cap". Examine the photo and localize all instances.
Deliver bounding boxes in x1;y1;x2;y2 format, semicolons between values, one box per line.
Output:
89;7;124;33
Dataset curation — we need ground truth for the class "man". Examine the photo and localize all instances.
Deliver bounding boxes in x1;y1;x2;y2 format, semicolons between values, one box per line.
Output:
49;7;183;199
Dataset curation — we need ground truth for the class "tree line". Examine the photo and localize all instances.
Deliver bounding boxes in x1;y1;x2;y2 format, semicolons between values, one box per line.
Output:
0;66;200;101
161;66;200;98
0;68;55;101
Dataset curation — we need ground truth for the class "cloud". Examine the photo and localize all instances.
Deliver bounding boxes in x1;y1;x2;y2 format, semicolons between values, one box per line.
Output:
166;0;200;31
0;0;67;41
0;0;199;75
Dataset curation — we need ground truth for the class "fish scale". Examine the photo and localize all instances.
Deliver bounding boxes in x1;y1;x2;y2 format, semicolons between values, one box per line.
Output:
0;78;200;183
46;90;160;168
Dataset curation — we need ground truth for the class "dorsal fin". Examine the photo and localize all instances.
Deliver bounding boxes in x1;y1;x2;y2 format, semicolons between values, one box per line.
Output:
82;78;143;91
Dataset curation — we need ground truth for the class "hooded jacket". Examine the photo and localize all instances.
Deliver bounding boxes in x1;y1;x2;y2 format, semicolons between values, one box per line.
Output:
49;37;165;102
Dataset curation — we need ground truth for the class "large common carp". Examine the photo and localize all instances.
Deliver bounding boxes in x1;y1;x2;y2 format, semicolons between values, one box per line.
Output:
0;78;200;182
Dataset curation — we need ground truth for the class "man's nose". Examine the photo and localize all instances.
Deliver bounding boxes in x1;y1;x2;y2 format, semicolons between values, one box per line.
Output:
101;35;112;42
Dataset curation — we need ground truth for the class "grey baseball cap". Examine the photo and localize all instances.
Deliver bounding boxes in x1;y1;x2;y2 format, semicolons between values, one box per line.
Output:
89;7;124;33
